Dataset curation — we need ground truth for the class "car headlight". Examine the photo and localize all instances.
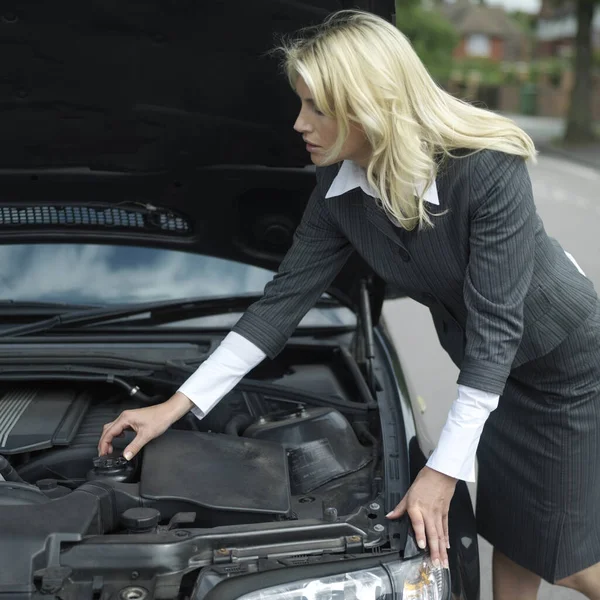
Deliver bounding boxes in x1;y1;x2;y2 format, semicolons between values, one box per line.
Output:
234;556;449;600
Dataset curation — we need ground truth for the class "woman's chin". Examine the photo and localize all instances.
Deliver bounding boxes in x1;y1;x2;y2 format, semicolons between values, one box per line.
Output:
310;153;337;167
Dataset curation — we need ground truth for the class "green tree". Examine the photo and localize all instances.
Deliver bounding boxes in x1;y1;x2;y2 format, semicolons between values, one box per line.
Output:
395;0;459;82
564;0;599;143
509;10;537;35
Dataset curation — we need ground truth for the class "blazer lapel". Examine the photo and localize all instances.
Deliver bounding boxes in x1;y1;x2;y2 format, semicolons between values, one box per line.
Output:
363;193;410;250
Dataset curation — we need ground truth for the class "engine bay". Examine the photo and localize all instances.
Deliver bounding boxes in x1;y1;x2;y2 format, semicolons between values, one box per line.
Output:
0;351;382;531
0;342;411;599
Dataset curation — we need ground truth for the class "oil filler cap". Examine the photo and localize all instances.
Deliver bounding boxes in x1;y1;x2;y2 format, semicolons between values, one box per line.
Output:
87;453;135;483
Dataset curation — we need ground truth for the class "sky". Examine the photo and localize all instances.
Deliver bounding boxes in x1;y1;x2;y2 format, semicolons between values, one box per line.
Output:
483;0;541;13
444;0;542;13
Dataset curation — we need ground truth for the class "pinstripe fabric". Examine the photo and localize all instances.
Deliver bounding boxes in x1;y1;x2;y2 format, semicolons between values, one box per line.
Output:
233;149;598;394
232;148;600;580
477;300;600;581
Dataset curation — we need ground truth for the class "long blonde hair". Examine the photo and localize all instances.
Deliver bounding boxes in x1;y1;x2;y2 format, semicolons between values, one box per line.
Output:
278;10;537;230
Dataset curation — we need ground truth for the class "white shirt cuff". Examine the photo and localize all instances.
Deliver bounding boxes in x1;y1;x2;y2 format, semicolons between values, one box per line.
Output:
177;331;266;419
426;384;500;482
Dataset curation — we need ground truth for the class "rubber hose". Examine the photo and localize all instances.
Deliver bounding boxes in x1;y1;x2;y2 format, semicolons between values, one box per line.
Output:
0;455;26;483
224;413;254;436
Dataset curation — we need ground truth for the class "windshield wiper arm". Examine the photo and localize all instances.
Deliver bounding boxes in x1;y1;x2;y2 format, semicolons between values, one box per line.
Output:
0;294;341;338
0;300;101;314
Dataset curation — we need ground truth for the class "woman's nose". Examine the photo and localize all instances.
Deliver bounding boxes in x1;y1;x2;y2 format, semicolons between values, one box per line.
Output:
294;111;312;134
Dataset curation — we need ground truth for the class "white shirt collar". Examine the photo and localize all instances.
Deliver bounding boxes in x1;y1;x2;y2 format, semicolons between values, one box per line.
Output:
325;160;439;206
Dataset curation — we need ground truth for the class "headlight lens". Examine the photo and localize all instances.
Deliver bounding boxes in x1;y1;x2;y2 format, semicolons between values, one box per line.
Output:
234;556;449;600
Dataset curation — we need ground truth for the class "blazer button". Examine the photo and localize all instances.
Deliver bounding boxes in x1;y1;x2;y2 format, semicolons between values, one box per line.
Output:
398;248;411;262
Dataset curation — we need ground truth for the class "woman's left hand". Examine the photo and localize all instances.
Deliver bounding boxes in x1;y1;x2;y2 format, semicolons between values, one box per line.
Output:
385;466;458;569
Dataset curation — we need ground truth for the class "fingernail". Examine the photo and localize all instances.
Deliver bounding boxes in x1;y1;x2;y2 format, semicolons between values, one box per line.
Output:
385;511;394;518
443;559;449;569
433;558;441;569
124;451;133;461
446;542;451;549
417;539;426;549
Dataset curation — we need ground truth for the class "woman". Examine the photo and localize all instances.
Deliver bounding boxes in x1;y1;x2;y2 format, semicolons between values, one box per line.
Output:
98;10;600;598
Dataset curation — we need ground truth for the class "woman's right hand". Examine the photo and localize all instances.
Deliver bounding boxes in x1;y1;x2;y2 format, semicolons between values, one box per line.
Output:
98;392;194;460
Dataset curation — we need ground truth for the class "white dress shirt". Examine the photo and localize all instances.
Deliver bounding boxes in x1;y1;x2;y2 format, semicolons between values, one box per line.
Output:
324;159;440;206
177;160;585;483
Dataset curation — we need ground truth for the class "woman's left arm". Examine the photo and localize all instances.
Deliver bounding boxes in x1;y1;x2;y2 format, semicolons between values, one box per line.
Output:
458;150;537;392
386;150;537;568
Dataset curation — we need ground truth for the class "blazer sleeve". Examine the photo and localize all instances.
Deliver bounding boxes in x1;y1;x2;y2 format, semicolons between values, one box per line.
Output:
457;150;536;395
231;169;353;359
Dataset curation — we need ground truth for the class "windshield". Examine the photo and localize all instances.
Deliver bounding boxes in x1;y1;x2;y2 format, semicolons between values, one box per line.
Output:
0;243;356;328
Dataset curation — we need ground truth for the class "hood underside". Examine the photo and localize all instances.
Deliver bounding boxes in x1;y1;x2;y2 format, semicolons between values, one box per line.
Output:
0;0;395;318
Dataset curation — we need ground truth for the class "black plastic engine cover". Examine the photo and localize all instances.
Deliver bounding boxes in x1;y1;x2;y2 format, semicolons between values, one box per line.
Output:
0;387;90;454
244;407;372;494
140;430;291;517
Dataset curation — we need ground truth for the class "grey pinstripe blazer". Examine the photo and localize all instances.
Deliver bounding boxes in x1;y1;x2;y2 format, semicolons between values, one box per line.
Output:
232;149;598;396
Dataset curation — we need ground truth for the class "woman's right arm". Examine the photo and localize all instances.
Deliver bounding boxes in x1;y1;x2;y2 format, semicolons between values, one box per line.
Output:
97;331;267;459
98;172;353;459
98;391;194;459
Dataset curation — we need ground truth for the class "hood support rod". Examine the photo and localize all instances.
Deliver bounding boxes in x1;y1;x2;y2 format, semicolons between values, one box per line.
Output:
359;278;377;396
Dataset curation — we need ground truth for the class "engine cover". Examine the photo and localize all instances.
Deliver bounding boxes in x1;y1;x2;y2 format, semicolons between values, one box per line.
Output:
0;387;90;454
140;430;291;520
244;407;372;494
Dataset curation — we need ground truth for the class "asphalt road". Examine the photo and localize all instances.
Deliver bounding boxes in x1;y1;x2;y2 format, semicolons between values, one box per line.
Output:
382;153;600;600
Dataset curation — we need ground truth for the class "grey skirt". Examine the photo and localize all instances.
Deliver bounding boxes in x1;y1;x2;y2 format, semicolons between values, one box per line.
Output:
476;300;600;582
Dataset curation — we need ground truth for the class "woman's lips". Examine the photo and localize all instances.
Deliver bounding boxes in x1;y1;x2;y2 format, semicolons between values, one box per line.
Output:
306;143;320;153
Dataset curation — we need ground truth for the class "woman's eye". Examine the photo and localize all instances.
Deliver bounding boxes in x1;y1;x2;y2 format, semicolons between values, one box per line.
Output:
313;107;324;116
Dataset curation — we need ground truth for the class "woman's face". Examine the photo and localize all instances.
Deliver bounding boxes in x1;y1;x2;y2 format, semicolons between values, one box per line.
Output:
293;76;371;168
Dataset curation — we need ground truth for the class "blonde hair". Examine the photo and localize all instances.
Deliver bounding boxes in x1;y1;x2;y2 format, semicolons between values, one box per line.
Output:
277;10;537;230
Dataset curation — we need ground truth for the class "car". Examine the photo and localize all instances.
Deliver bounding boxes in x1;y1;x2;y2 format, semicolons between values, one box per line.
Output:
0;1;479;599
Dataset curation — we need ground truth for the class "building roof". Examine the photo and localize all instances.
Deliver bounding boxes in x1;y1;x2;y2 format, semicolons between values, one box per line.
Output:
440;0;523;39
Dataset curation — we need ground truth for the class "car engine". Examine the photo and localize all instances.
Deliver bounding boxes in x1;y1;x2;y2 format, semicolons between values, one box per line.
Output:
0;383;377;530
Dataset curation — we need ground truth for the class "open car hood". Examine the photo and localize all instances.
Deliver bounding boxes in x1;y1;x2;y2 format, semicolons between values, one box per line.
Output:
0;0;395;320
